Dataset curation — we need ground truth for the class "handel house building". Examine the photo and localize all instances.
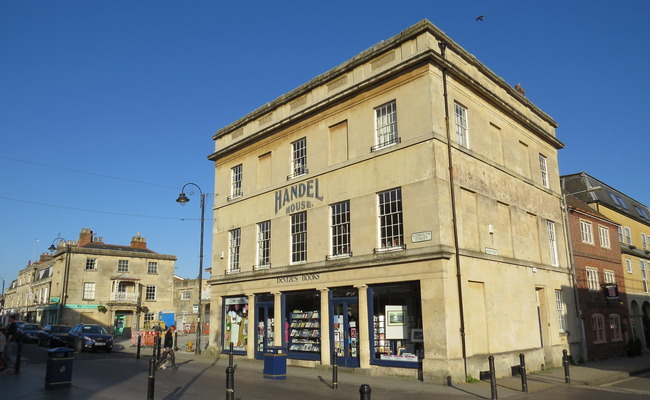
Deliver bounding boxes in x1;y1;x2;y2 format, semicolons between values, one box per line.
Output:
206;20;577;383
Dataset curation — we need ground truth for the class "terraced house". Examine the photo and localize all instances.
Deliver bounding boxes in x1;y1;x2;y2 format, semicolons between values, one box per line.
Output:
207;20;577;383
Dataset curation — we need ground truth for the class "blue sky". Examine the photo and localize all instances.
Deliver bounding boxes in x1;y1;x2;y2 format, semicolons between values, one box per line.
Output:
1;1;648;286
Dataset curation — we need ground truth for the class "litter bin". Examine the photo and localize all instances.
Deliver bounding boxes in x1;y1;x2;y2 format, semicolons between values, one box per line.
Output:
263;346;287;380
45;347;75;389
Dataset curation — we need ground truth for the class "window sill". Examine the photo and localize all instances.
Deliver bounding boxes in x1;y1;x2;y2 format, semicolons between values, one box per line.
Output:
227;193;243;201
374;245;406;254
326;252;352;260
370;137;401;152
254;264;271;271
226;269;241;275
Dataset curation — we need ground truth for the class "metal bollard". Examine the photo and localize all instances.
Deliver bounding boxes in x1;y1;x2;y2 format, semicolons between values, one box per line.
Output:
174;331;178;351
332;351;338;390
137;335;142;359
225;365;235;400
14;341;23;373
488;355;498;400
147;357;156;400
359;384;371;400
152;335;157;358
155;335;161;361
562;349;571;384
519;353;528;393
229;342;234;367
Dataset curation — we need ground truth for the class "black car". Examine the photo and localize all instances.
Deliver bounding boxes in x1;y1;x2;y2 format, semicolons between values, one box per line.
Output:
67;323;114;352
38;324;72;347
18;323;41;343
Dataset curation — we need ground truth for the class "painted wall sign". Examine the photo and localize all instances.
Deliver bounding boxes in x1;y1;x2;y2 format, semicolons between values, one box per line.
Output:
276;273;320;284
275;178;324;214
411;231;432;243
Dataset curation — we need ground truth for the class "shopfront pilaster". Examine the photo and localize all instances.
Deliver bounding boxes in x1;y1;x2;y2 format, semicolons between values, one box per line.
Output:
355;284;370;368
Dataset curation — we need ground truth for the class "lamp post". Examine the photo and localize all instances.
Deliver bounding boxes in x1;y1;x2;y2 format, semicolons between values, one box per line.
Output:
176;183;205;355
49;236;71;324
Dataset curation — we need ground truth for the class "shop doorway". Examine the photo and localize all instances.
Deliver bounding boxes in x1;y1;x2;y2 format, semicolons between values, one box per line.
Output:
114;314;126;336
255;299;274;360
330;297;359;368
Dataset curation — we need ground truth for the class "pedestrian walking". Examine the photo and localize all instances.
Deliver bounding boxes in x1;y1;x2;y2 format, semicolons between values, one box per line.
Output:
157;325;177;370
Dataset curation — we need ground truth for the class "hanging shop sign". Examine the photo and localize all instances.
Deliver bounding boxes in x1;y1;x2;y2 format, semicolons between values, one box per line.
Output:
602;284;619;302
275;178;324;214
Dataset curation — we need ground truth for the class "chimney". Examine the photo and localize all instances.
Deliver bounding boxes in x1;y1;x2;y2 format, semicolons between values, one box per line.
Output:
78;228;93;246
131;232;147;249
39;253;53;263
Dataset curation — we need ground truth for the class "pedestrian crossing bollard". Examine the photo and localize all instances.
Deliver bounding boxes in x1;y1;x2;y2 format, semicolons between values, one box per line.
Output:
225;365;235;400
147;357;156;400
156;335;162;360
488;355;498;400
229;342;234;367
359;384;371;400
174;331;179;351
562;349;571;384
519;353;528;393
137;335;142;359
332;351;338;390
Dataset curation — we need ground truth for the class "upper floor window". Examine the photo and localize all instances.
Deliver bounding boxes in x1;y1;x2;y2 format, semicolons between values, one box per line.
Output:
547;220;558;267
118;260;129;272
586;268;599;291
83;282;96;300
148;262;158;274
290;137;308;179
291;211;307;263
330;200;351;257
608;192;628;210
624;227;632;245
181;291;191;301
539;154;549;188
643;234;648;250
378;188;404;249
598;226;610;248
580;220;594;244
634;205;649;220
618;226;623;242
642;260;649;293
604;270;616;284
86;258;97;270
626;259;633;273
231;164;243;199
454;102;469;148
228;228;241;273
256;221;271;269
374;100;399;150
145;285;156;301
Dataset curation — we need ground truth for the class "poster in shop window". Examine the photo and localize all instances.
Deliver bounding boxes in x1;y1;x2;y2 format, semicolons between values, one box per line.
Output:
385;305;408;339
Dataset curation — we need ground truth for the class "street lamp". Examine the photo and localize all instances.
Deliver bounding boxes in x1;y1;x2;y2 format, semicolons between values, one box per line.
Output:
176;183;206;355
49;236;71;324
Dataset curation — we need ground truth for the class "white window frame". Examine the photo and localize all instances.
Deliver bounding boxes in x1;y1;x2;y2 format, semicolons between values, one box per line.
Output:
598;226;611;248
454;102;469;148
83;282;96;300
374;100;398;149
378;188;404;250
609;314;623;341
181;291;191;301
643;233;647;250
624;227;632;245
626;259;633;273
547;220;559;267
642;260;649;293
539;154;549;189
580;220;594;244
586;268;599;291
256;221;271;269
555;289;567;332
592;314;606;343
231;164;243;198
330;200;351;257
291;137;308;178
148;262;158;274
604;270;615;284
291;211;307;264
228;228;241;273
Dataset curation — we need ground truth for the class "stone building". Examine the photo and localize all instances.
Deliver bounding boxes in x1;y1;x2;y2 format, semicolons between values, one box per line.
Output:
206;20;577;383
3;228;177;335
564;193;629;361
562;172;650;351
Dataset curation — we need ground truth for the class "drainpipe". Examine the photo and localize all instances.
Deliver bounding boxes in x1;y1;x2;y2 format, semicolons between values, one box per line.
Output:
439;41;468;380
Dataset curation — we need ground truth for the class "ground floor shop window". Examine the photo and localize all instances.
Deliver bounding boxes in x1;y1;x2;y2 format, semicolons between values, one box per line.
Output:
286;290;321;360
369;281;422;366
223;296;249;352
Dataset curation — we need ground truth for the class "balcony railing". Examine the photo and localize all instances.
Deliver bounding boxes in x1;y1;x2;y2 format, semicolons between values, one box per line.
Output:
109;292;139;303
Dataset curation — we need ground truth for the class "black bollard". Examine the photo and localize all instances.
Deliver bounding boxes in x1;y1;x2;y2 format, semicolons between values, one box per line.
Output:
488;355;498;400
562;349;571;384
519;353;528;393
229;342;234;367
152;335;158;359
155;335;161;361
137;335;142;359
147;357;156;400
225;365;235;400
332;351;338;390
174;331;178;351
14;340;23;373
359;384;371;400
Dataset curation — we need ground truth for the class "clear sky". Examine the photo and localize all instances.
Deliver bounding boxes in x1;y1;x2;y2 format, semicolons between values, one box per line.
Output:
1;1;648;287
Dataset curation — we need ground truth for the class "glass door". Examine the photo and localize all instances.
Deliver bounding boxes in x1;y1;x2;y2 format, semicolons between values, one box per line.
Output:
331;298;359;368
255;301;274;360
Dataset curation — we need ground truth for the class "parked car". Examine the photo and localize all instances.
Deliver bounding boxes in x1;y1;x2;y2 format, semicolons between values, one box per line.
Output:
67;323;114;353
18;323;41;343
38;324;72;347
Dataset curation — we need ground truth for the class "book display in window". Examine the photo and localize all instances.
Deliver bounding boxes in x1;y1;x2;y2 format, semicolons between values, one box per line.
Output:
257;317;274;352
289;310;320;353
373;315;388;354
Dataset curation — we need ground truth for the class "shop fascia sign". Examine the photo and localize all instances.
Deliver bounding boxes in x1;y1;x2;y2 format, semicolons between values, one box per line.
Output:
275;178;324;214
276;273;320;284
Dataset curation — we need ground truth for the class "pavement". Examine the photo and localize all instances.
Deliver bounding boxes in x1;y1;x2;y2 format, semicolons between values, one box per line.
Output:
2;335;650;400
